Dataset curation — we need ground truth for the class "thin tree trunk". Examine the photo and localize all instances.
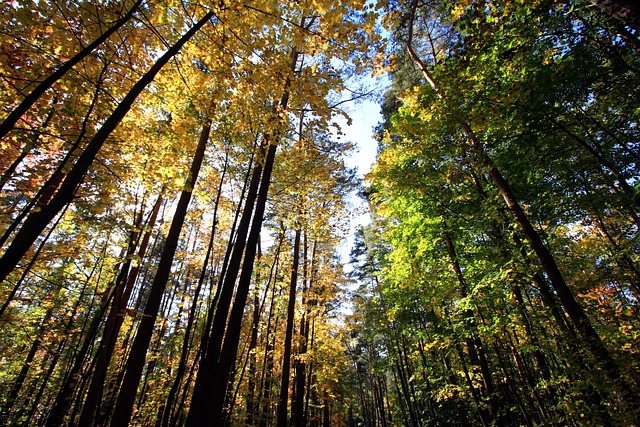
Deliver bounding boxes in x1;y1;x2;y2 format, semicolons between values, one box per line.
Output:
276;227;302;427
0;101;56;192
443;232;497;420
292;231;309;427
0;307;53;423
71;193;162;427
45;289;114;426
161;151;228;427
187;47;299;426
208;139;281;424
245;280;261;426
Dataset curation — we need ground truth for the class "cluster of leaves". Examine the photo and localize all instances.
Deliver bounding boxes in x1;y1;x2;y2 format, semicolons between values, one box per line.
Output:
349;0;640;426
0;0;384;425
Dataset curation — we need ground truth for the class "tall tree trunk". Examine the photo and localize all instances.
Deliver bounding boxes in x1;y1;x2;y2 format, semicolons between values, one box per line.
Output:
292;233;311;427
196;145;255;364
245;277;262;426
161;151;228;427
0;61;108;251
186;141;265;423
0;9;215;285
110;118;211;426
257;237;285;427
45;289;114;426
76;193;163;427
187;47;299;426
443;232;497;420
276;227;302;427
207;139;280;424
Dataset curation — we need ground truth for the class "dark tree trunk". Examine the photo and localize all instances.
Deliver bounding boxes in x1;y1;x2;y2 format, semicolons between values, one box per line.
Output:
187;48;299;427
276;227;302;427
161;151;228;427
0;308;52;423
76;193;163;427
208;139;280;424
292;232;309;427
186;141;265;424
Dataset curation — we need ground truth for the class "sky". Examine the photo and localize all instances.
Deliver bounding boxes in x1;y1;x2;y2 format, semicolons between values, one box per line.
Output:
336;95;383;267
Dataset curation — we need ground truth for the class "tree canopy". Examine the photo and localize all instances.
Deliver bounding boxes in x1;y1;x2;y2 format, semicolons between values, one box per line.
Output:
1;0;638;426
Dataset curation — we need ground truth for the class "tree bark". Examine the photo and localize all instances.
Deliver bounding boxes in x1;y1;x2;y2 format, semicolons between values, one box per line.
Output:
187;48;299;426
161;152;228;427
75;193;162;427
276;228;302;427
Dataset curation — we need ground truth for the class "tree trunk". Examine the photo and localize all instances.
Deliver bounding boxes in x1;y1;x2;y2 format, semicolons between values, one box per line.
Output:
161;152;228;427
187;48;299;426
208;139;281;424
276;227;302;427
292;231;309;427
186;141;265;423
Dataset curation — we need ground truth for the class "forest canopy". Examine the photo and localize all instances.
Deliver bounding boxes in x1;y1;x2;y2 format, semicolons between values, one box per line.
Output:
0;0;639;426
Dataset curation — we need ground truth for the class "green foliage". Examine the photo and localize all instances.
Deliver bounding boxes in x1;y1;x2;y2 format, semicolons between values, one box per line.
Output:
348;0;640;425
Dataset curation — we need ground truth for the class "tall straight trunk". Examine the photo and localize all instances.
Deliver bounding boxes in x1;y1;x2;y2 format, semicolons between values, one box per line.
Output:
292;233;310;427
0;9;215;285
257;238;285;427
76;193;163;427
161;152;228;427
276;228;302;427
0;0;143;140
110;119;211;426
443;232;497;418
196;146;254;364
392;341;421;427
45;290;113;426
186;143;264;423
245;283;261;425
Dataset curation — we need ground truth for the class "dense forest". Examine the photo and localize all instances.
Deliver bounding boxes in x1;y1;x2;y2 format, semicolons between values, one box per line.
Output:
0;0;638;425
